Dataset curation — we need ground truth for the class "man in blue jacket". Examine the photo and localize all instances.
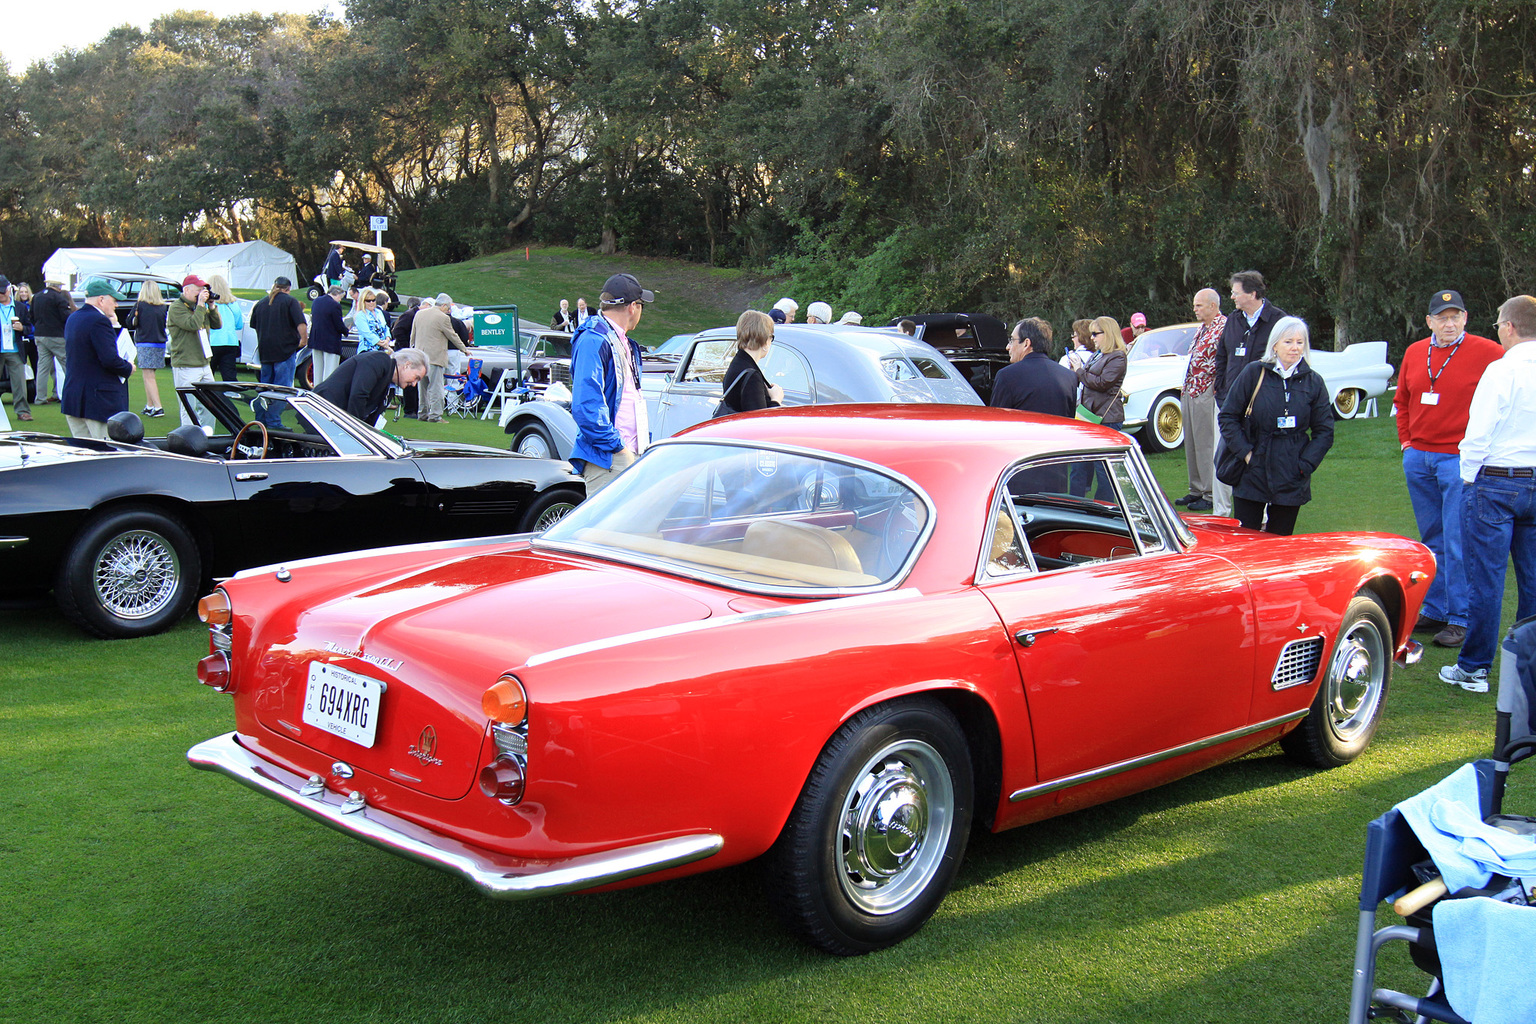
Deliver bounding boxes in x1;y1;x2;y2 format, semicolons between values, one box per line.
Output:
570;272;653;494
309;285;348;385
61;279;134;439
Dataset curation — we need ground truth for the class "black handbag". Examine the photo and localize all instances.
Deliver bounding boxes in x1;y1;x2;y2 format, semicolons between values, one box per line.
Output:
712;366;760;418
1215;369;1265;486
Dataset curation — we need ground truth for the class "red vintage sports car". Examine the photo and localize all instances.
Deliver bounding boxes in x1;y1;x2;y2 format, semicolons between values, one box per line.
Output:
188;406;1432;954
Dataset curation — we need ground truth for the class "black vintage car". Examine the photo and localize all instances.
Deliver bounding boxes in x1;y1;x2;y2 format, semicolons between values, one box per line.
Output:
0;382;584;638
890;313;1013;404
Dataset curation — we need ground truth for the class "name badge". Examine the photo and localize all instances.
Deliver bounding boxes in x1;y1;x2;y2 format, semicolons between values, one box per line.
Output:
1235;347;1246;356
1277;415;1297;429
1420;392;1440;406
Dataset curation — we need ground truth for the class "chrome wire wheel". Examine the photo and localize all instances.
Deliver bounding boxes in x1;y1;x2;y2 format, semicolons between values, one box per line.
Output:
836;738;954;916
92;529;182;621
533;500;577;531
1333;388;1361;418
1326;616;1387;744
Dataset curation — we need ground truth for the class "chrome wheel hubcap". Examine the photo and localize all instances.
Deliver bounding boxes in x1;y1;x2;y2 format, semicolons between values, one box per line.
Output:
838;739;952;915
1327;622;1385;740
1156;400;1183;445
94;530;180;620
518;435;552;459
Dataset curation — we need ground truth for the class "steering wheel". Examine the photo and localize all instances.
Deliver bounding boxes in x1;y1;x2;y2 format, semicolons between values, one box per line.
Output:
230;420;270;460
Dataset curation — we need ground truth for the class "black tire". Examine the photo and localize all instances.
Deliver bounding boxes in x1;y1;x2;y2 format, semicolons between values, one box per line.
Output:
1139;390;1184;453
1281;594;1392;768
511;423;556;460
765;698;973;955
299;356;315;389
55;505;202;639
517;487;583;533
306;284;322;302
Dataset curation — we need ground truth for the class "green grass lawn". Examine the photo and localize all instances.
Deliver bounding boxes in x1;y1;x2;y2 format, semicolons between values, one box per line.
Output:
2;401;1527;1022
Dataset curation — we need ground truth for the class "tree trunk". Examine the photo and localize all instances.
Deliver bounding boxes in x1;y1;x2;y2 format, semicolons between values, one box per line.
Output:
484;97;500;209
599;146;618;255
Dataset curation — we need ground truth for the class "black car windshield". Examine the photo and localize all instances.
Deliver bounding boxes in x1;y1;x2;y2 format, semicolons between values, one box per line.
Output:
537;442;931;593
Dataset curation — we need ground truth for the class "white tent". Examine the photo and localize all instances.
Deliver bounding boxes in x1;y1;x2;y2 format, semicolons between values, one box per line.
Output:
41;247;179;290
148;240;299;292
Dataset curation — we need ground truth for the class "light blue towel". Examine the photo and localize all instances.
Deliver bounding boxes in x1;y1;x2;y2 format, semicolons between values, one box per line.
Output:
1434;896;1536;1024
1394;764;1500;892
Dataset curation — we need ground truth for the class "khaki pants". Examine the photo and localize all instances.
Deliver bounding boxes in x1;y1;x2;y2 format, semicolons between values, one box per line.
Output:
66;415;110;440
172;365;216;428
35;335;66;401
1181;388;1216;501
581;449;637;495
423;364;446;420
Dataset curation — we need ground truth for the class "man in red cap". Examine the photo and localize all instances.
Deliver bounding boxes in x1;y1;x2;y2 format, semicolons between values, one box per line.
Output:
1120;312;1148;346
167;274;221;428
1395;289;1503;650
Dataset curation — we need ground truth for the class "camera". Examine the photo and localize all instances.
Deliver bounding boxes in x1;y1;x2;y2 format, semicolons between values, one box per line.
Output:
205;289;221;302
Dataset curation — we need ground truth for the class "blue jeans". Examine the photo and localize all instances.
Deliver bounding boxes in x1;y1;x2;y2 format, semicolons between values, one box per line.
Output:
257;355;297;427
1458;471;1536;672
1403;448;1468;626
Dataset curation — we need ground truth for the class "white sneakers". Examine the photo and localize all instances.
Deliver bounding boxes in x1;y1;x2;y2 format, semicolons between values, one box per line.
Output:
1438;663;1490;693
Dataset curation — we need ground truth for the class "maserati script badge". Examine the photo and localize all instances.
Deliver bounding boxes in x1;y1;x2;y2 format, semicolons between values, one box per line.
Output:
408;725;443;766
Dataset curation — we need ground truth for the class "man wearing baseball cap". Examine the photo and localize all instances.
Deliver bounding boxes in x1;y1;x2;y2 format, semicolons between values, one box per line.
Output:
167;274;221;429
1395;289;1503;650
569;272;654;494
1120;311;1149;346
61;279;135;439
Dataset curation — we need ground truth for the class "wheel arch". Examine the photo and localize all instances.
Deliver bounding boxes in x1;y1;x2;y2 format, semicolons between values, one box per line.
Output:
1356;571;1406;641
831;683;1003;831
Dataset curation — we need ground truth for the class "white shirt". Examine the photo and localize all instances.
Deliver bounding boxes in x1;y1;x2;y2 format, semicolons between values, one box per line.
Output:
1460;340;1536;482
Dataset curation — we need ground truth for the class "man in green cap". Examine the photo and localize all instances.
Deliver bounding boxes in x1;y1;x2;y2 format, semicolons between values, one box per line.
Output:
61;279;135;439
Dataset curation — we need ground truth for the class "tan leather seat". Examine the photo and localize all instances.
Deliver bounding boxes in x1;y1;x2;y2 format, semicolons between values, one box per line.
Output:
740;520;863;574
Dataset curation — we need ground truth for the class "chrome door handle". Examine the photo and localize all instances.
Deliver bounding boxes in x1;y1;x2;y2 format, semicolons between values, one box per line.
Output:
1014;628;1059;648
235;472;268;481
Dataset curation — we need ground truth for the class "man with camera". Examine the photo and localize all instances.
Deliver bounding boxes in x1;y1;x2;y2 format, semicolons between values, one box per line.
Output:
167;274;222;428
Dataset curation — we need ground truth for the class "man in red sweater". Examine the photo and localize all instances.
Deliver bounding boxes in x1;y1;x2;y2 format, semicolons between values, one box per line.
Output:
1394;289;1504;647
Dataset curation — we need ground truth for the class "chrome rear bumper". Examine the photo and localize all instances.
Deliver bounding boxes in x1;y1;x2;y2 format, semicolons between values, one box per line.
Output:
187;732;723;899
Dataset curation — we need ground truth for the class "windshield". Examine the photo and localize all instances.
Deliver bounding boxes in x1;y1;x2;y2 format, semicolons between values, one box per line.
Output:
1127;326;1197;362
538;442;931;593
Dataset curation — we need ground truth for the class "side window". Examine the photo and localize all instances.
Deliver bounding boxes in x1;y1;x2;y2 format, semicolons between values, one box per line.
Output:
762;343;811;398
680;340;734;384
989;454;1164;575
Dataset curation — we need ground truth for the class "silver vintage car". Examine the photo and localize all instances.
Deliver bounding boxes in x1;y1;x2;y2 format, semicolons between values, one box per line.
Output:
501;323;983;459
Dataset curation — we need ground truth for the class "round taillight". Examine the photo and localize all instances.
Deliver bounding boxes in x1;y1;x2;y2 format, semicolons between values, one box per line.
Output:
197;652;233;692
483;675;528;725
478;755;525;804
198;590;232;627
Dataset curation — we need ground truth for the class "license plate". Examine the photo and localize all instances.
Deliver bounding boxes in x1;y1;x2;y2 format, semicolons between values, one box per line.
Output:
303;663;385;748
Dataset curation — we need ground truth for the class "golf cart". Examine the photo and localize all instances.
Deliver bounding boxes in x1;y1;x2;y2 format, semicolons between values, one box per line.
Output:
308;241;399;307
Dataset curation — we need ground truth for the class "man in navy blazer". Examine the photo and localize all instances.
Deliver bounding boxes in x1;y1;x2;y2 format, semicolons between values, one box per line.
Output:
61;279;134;440
308;285;349;386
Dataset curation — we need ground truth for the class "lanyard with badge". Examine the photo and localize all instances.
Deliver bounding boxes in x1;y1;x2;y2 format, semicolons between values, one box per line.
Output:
1420;336;1462;406
1276;371;1296;430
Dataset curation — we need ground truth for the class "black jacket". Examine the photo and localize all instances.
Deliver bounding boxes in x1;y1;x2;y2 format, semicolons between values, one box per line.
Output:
1214;301;1288;400
990;352;1077;418
391;306;419;348
1218;358;1334;507
250;291;306;362
129;302;168;345
31;287;74;337
720;349;777;413
315;350;395;423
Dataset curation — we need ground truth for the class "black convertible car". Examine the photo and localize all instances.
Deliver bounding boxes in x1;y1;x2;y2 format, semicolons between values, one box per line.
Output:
0;382;585;638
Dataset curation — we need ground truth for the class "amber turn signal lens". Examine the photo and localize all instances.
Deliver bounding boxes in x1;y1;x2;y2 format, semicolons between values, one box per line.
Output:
198;590;232;627
482;675;528;725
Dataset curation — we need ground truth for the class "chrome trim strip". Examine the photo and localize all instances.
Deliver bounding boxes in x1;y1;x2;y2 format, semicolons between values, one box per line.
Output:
526;588;922;667
188;733;724;898
1396;640;1424;666
0;535;28;549
1007;711;1308;802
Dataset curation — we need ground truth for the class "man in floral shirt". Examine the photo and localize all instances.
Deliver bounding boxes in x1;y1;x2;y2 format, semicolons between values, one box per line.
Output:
1175;288;1227;513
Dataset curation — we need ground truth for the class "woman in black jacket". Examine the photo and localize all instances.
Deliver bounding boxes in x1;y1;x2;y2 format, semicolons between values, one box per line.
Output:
718;309;783;415
1217;316;1334;535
